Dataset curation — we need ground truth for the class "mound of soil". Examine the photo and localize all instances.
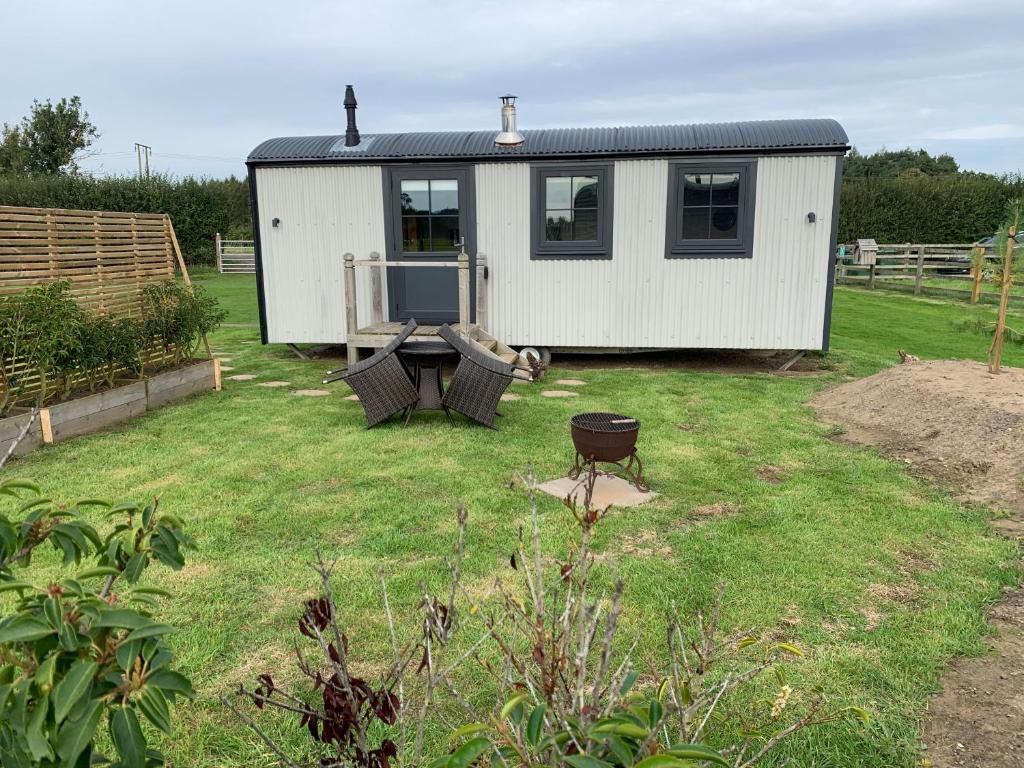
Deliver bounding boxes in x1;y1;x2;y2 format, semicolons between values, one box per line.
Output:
812;359;1024;767
812;359;1024;517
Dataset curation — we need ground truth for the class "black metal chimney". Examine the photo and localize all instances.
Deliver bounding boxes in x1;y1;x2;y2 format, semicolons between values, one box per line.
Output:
343;85;360;147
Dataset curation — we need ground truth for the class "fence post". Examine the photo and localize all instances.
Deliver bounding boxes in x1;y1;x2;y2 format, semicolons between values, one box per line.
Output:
369;251;383;325
868;263;875;290
343;253;359;366
215;232;222;273
458;249;471;331
475;253;488;332
914;245;926;295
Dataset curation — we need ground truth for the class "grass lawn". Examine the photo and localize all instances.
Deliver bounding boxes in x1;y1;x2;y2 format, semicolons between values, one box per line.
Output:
4;280;1022;766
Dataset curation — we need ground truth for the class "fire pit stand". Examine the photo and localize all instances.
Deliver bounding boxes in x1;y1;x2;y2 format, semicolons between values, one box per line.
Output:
567;412;649;492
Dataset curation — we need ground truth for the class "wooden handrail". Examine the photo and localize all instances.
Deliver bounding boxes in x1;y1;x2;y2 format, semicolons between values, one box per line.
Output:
352;259;461;268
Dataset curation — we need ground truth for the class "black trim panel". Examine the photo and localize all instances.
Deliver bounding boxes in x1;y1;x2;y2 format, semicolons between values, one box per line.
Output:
821;156;844;353
247;165;269;345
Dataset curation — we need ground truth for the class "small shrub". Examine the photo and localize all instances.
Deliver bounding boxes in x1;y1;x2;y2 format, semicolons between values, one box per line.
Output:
81;316;147;389
0;293;34;416
0;282;84;407
142;281;225;365
0;477;196;766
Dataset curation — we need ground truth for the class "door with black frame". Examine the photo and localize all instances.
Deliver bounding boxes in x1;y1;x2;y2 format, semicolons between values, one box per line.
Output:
384;166;475;324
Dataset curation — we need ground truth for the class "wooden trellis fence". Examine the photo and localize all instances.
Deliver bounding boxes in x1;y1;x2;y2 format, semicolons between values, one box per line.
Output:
0;204;204;404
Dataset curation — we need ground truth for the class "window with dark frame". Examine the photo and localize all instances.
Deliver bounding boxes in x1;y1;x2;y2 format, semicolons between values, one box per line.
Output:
666;159;756;259
531;163;613;260
399;178;460;252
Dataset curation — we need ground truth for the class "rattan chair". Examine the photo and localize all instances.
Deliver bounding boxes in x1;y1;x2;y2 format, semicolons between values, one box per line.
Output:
437;324;515;429
323;319;420;428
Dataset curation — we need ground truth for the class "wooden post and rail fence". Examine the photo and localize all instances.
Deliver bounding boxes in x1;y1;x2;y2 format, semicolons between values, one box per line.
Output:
834;242;1018;305
343;250;487;366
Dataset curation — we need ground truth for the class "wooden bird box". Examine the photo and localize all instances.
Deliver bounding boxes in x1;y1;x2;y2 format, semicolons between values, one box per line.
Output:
854;238;878;266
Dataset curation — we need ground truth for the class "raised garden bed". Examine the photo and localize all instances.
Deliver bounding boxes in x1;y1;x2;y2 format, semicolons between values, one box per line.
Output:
1;359;220;457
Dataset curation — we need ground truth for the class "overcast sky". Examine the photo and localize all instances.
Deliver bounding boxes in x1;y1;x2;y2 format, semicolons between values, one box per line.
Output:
3;0;1023;178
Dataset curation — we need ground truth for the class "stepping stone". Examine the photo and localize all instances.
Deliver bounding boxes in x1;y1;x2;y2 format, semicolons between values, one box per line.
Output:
294;389;330;397
344;394;360;401
541;390;579;398
511;378;531;386
500;393;521;402
217;357;233;363
538;474;657;508
258;381;291;388
220;366;235;372
226;374;257;381
240;340;256;345
555;379;586;386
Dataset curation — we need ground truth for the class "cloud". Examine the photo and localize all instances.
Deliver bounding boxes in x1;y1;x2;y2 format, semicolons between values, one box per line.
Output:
924;124;1024;141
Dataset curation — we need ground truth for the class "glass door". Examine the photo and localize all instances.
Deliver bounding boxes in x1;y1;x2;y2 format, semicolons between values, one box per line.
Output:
385;167;474;324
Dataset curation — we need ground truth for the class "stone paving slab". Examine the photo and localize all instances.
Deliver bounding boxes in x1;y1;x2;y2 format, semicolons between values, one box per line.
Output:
226;374;257;381
500;393;521;401
538;474;657;508
344;394;360;401
258;381;291;388
220;366;235;372
554;379;586;386
294;389;330;397
541;390;579;398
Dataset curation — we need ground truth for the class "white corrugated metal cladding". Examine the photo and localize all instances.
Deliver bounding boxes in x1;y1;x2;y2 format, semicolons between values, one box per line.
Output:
255;154;839;350
256;165;387;343
477;156;838;349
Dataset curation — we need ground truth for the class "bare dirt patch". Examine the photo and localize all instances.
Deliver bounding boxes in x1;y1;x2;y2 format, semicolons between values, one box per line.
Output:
757;465;786;484
811;359;1024;767
811;360;1024;516
689;501;740;518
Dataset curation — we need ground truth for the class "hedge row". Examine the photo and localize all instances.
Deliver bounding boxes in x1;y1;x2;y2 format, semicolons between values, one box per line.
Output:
0;173;251;265
2;169;1022;263
839;173;1024;243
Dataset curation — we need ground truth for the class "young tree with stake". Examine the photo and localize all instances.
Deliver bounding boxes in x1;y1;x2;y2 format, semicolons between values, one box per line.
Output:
989;199;1023;373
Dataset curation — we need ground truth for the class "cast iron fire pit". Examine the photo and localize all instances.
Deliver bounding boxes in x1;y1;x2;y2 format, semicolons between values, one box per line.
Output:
568;412;649;492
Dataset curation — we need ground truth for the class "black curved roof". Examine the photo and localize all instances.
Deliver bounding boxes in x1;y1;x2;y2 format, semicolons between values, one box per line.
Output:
248;118;848;164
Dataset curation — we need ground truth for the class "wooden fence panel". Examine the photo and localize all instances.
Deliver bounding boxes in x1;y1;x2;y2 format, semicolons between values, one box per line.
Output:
0;205;185;406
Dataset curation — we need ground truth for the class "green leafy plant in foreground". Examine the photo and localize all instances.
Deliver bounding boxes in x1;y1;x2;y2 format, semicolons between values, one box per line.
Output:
0;477;195;767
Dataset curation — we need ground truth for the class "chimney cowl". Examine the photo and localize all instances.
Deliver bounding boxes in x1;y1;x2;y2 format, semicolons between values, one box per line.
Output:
344;85;360;147
494;94;524;148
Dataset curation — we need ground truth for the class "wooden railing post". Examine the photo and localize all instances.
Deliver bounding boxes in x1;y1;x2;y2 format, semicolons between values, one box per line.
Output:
343;253;359;365
369;251;384;325
215;232;222;273
914;245;926;295
457;249;470;331
475;252;488;332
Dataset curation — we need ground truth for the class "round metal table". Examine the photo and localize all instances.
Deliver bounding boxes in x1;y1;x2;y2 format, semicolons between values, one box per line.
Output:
398;341;459;425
